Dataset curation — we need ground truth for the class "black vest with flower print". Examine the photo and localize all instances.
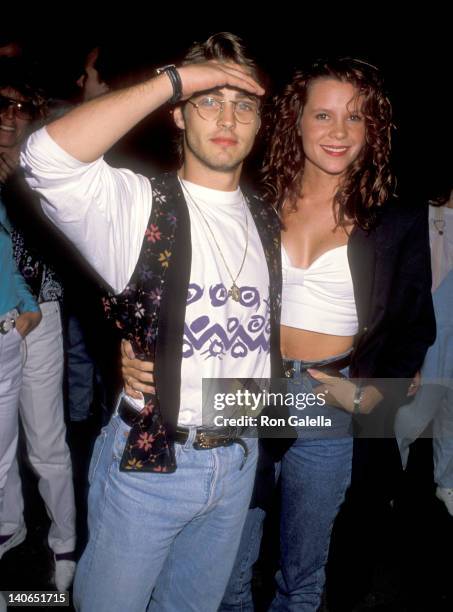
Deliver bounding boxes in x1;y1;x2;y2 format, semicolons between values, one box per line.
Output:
103;172;282;473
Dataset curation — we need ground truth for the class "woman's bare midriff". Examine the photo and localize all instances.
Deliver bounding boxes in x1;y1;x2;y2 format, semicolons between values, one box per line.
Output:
281;325;355;361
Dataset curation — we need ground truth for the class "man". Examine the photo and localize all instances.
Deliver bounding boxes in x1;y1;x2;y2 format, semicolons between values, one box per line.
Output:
75;46;109;102
22;33;282;611
67;41;144;428
65;44;114;428
0;59;76;591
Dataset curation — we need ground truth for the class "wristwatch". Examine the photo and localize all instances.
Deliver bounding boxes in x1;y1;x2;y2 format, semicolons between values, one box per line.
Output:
156;64;183;105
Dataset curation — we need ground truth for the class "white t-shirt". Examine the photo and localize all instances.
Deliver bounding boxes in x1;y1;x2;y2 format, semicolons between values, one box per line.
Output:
21;128;271;425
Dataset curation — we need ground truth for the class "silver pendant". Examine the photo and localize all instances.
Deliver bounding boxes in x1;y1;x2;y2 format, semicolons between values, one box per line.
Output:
434;220;446;236
228;284;241;301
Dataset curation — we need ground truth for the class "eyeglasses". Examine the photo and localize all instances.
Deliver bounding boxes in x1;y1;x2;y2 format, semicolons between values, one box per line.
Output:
0;94;36;120
187;96;260;124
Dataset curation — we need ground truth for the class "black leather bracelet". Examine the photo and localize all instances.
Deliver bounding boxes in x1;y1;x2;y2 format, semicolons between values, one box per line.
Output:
156;64;183;104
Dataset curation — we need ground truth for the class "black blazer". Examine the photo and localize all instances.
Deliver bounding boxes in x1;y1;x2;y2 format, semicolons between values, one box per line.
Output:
344;199;436;438
252;199;436;508
349;200;436;382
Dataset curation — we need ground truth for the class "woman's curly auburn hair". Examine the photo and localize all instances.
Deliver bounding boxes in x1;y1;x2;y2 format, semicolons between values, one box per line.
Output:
262;58;395;230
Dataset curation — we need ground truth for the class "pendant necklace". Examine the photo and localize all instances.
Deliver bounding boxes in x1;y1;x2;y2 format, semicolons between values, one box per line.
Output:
433;206;445;236
180;179;248;302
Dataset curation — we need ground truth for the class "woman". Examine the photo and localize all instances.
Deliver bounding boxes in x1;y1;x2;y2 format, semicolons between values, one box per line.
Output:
120;58;435;611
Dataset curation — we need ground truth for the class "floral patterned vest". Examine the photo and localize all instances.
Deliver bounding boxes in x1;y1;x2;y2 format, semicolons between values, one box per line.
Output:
103;172;282;473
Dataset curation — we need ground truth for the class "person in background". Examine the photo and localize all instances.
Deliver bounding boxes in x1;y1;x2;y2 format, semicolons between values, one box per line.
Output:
65;44;115;427
0;58;76;591
0;60;42;562
396;184;453;516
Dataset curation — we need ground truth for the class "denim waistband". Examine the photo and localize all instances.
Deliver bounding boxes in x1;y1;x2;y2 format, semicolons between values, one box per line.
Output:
282;348;352;371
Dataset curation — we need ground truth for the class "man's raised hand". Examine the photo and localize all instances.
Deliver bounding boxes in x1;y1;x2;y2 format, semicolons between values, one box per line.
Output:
176;61;264;101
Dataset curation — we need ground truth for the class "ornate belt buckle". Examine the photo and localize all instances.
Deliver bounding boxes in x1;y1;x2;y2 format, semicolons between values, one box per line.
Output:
284;366;295;378
194;431;211;449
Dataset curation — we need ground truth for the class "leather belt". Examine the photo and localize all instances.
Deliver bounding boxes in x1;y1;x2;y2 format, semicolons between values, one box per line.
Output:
174;425;248;454
283;353;351;378
118;398;249;466
117;398;146;426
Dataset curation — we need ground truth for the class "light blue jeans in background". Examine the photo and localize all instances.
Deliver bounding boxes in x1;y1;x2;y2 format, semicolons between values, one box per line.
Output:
395;270;453;488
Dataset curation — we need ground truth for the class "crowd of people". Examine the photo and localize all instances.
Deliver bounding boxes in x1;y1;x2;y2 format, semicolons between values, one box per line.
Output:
0;31;451;612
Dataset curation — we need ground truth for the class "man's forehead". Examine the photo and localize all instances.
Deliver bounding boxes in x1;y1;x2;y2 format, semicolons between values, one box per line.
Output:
196;86;258;100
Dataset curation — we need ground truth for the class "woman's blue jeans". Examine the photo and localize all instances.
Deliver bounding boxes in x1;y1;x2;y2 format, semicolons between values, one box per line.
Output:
270;355;353;611
221;352;353;612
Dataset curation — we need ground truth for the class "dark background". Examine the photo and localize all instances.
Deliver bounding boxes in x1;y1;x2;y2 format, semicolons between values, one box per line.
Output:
2;12;451;197
1;12;452;611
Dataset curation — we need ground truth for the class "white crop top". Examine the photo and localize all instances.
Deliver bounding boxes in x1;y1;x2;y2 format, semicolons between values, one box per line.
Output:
281;244;358;336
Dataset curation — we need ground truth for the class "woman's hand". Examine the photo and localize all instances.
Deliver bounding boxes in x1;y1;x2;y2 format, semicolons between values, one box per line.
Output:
121;339;155;400
307;369;383;414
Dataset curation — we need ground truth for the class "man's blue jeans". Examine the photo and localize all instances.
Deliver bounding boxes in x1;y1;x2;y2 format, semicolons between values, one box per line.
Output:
73;414;258;612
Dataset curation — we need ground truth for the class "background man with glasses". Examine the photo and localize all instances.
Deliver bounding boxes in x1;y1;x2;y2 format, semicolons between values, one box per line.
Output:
22;33;282;611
